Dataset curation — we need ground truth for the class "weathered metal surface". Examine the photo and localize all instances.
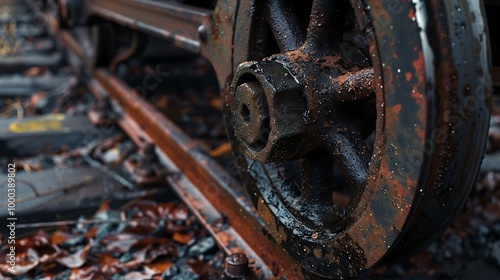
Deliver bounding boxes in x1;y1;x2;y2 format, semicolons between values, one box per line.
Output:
199;0;237;88
85;0;235;89
381;0;492;262
230;57;374;164
264;0;305;52
87;0;210;54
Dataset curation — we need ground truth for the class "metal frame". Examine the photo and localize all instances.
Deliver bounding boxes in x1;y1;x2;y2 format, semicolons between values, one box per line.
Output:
87;0;236;87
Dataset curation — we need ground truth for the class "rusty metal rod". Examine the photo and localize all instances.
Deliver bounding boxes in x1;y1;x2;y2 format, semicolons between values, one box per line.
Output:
87;0;210;53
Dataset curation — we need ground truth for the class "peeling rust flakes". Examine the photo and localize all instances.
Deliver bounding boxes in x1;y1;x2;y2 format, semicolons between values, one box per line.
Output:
411;50;427;140
405;72;412;81
285;49;313;62
392;104;402;114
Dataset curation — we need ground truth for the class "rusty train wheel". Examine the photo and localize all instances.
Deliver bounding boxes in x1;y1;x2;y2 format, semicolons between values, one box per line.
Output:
224;0;492;278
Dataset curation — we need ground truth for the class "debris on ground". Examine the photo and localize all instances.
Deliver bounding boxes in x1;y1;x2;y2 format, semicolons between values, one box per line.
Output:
0;200;225;280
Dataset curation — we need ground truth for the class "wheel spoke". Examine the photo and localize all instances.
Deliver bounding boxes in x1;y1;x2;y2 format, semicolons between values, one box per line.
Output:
304;0;348;56
332;67;375;102
300;150;334;207
264;0;306;51
327;131;370;191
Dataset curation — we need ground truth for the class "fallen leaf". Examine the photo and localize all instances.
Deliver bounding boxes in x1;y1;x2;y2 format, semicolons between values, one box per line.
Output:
99;253;120;276
146;256;174;274
51;230;81;246
173;232;195;245
168;204;189;221
123;271;155;280
95;200;111;214
209;142;232;158
85;226;98;240
102;233;144;253
69;265;99;280
0;248;39;276
57;243;91;269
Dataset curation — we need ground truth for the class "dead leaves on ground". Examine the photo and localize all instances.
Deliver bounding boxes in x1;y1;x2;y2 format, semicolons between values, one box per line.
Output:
0;200;223;279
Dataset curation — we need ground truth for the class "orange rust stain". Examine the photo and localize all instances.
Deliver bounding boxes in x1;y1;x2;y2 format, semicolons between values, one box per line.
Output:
384;65;394;91
391;180;404;204
411;50;427;140
347;159;392;268
285;49;313;62
405;72;412;81
415;126;425;141
412;51;425;80
411;90;421;100
393;104;402;114
408;8;415;21
406;177;417;189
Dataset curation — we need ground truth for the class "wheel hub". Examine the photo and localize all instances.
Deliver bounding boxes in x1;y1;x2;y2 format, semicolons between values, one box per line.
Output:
231;51;374;163
231;60;309;162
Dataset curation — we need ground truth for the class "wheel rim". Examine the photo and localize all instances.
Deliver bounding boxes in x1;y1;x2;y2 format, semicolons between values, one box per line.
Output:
225;0;492;278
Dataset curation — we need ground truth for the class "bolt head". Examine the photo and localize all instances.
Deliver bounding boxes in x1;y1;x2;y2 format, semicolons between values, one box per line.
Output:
198;25;209;41
225;253;248;278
